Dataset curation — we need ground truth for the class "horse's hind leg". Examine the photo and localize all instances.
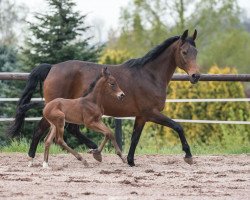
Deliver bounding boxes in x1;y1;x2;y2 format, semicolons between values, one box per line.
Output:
66;123;102;162
28;118;50;167
56;121;88;167
66;124;98;149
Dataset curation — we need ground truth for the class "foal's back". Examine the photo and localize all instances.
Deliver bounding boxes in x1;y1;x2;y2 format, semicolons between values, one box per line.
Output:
43;97;102;126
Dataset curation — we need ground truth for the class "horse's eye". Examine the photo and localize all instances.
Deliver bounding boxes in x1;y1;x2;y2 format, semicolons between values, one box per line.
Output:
109;83;115;87
182;51;187;55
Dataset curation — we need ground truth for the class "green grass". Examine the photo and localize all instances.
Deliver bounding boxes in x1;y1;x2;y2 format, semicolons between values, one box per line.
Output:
0;138;249;156
132;143;250;155
0;139;64;154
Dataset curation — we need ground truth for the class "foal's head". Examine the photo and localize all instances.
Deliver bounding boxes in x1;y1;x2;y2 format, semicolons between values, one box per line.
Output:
101;67;125;100
175;29;200;84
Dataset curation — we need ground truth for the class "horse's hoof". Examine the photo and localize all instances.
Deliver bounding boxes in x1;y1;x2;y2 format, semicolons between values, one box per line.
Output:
184;157;193;165
42;161;50;168
127;156;136;167
88;149;102;162
128;162;135;167
127;159;135;167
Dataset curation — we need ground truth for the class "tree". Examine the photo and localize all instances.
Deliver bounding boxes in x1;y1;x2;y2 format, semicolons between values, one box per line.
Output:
0;0;27;45
107;0;250;74
0;45;24;145
99;49;131;65
21;0;101;70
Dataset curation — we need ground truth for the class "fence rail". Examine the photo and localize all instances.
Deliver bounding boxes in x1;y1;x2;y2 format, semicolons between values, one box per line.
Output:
1;72;250;81
1;116;249;125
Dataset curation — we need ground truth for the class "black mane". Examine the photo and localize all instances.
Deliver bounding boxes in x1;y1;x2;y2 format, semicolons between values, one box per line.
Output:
124;36;180;68
82;73;102;97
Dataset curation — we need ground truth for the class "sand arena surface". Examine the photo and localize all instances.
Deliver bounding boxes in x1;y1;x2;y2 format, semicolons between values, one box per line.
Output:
0;153;249;200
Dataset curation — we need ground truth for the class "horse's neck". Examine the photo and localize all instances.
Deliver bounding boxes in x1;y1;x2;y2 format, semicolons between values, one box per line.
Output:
86;78;105;107
145;43;177;87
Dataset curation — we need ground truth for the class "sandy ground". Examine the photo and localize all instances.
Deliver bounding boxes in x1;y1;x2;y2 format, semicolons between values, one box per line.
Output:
0;153;249;200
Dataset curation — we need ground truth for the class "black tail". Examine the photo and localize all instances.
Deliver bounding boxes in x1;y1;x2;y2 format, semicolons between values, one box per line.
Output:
7;63;52;138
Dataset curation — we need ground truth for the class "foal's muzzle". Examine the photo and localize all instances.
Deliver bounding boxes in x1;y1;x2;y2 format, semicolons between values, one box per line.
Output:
117;92;125;100
190;73;201;84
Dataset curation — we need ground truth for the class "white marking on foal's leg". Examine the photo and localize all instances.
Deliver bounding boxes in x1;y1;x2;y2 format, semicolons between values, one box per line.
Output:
28;158;34;167
43;161;49;168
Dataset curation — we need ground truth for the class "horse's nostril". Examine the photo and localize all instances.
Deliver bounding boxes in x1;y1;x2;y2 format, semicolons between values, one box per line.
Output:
117;92;125;100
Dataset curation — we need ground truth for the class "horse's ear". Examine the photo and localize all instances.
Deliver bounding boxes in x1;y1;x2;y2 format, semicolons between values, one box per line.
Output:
102;67;110;78
181;29;188;41
192;29;197;41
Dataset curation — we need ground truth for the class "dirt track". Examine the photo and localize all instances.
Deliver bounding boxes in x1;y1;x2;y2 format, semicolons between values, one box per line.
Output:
0;153;249;200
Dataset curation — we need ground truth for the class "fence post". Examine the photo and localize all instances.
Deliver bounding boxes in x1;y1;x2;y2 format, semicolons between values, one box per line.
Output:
115;118;122;151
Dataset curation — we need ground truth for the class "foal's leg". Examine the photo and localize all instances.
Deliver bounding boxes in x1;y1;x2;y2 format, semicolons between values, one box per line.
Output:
56;120;88;167
66;124;98;149
43;126;56;168
147;110;193;165
66;124;102;162
28;118;50;167
87;121;126;163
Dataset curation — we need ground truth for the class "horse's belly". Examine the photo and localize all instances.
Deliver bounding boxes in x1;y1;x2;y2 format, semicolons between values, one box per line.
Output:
102;97;139;117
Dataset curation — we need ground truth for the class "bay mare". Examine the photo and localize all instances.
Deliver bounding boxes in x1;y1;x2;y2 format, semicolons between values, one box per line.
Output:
8;30;200;166
42;67;126;168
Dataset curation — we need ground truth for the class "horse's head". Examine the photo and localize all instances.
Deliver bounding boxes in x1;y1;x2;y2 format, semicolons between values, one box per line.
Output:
102;67;125;100
175;29;200;84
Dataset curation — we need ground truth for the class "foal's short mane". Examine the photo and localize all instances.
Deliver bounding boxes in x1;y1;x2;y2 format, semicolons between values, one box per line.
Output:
82;73;102;97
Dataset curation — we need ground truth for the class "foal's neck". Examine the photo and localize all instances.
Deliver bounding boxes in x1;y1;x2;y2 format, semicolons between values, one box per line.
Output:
85;78;106;108
145;42;178;86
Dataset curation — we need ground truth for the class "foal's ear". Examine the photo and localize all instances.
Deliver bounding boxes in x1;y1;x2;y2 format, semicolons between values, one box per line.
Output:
192;29;197;41
181;29;188;41
102;67;110;78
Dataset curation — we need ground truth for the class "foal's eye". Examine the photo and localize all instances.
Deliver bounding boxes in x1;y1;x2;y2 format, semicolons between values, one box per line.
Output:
109;83;115;87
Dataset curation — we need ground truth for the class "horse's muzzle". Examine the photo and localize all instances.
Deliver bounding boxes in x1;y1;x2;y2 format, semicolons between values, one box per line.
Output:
117;92;125;100
190;73;200;84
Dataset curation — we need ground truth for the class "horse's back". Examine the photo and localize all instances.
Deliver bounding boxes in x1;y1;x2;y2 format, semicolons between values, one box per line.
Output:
43;60;101;102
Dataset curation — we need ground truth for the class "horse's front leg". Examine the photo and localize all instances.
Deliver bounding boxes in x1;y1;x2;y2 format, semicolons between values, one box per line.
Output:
147;110;193;165
127;116;146;167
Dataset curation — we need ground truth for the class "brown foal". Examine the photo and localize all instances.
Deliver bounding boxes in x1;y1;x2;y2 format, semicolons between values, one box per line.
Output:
42;67;126;168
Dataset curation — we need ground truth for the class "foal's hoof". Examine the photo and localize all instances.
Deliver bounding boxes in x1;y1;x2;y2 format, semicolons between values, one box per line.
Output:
120;156;127;163
88;149;102;162
184;157;193;165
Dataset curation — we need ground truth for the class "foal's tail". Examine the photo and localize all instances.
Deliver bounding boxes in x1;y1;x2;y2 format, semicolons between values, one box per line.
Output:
7;63;52;138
